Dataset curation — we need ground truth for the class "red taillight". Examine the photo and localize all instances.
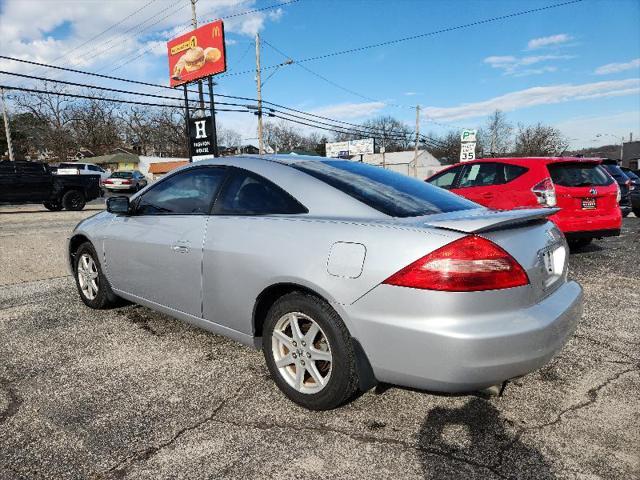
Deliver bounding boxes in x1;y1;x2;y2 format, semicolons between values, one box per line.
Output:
121;179;131;184
532;177;556;207
105;179;113;184
383;236;529;292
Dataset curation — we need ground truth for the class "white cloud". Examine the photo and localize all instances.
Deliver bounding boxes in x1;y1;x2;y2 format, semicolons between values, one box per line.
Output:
595;58;640;75
554;111;640;149
310;101;386;120
527;33;572;50
423;79;640;121
0;0;287;76
484;54;573;75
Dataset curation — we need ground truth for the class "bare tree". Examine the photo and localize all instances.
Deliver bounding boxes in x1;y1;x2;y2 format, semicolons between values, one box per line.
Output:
71;93;122;155
218;126;242;149
479;110;513;156
514;123;569;156
360;116;412;152
426;131;461;165
263;120;306;152
12;83;77;161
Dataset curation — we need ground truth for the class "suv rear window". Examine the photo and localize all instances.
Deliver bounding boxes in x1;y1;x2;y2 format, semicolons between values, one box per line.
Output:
292;160;476;217
547;162;613;187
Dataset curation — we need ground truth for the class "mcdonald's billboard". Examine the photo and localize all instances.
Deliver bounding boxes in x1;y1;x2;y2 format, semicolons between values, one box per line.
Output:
167;20;227;87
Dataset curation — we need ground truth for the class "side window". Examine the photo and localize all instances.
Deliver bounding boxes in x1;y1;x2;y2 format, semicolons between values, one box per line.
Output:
87;165;100;172
136;167;226;215
17;162;46;175
458;163;501;188
216;169;307;215
428;166;462;189
503;164;527;182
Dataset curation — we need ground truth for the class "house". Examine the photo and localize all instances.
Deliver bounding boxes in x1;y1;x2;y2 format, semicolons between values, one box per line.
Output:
82;152;140;172
147;160;189;180
354;149;446;179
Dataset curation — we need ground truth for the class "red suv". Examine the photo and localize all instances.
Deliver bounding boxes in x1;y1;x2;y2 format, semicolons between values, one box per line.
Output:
426;157;622;246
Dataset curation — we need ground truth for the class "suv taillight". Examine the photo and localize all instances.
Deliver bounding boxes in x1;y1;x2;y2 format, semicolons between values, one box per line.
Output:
532;177;557;207
383;236;529;292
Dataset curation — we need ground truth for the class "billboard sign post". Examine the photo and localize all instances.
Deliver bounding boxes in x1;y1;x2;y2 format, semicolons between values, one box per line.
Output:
168;20;227;161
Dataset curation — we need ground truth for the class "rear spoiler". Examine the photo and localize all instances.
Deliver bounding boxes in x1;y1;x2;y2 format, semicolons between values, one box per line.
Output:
423;208;560;234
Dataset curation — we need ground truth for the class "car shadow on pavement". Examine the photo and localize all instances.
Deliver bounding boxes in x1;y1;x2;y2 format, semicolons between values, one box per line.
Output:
417;398;554;479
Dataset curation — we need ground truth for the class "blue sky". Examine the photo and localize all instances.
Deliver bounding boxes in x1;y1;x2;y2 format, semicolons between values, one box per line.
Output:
1;0;639;148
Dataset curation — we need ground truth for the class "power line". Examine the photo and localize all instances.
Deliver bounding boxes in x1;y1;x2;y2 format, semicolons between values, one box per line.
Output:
44;0;159;68
0;70;248;109
220;0;584;77
110;0;303;73
0;84;248;113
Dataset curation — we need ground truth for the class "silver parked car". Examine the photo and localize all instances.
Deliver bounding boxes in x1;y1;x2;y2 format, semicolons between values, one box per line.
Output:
103;170;148;192
68;155;583;410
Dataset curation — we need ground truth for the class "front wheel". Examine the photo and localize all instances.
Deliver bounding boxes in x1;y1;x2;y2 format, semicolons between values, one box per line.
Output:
74;242;120;309
62;190;86;211
263;292;359;410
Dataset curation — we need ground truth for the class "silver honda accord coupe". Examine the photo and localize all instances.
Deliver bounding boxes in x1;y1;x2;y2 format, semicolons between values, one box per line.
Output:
68;154;583;410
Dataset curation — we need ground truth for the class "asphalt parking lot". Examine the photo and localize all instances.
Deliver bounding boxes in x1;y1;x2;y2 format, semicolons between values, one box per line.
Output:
1;204;638;480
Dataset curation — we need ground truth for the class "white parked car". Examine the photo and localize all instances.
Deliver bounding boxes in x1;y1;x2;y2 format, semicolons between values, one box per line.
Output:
56;163;110;182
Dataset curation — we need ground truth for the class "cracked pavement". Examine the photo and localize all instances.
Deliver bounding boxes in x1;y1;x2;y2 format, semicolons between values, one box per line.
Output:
0;204;638;479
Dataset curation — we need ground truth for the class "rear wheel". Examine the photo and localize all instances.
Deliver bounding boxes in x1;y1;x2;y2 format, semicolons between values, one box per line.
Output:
62;190;86;211
74;242;120;309
43;201;62;211
263;292;359;410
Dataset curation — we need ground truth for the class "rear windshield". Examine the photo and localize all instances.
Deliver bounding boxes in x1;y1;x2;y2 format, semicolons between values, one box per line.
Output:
601;164;629;181
547;163;613;187
292;160;477;217
111;171;133;178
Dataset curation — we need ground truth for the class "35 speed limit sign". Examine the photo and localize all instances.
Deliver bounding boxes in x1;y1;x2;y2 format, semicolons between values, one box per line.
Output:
460;142;476;162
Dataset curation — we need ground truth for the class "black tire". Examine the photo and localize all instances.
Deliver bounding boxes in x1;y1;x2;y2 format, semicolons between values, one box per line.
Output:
622;211;630;218
262;292;359;410
43;201;62;211
62;190;86;211
569;238;592;249
73;242;120;309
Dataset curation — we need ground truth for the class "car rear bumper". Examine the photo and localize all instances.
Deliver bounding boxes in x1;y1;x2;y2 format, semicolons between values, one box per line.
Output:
104;184;134;190
550;209;621;234
345;281;583;392
564;228;620;240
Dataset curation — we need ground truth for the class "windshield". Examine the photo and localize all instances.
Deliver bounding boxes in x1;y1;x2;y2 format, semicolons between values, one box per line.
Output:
292;160;477;217
111;171;133;179
547;163;613;187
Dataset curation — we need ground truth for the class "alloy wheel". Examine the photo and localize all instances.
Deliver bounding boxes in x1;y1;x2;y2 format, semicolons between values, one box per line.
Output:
271;312;332;394
77;253;99;300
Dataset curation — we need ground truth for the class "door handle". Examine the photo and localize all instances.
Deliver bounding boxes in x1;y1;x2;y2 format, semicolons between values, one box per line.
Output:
171;244;190;254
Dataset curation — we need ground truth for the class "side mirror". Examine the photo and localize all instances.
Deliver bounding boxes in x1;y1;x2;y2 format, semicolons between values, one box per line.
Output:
106;196;130;215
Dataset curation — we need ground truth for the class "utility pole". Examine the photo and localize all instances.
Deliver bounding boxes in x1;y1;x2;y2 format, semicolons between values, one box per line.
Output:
413;105;420;177
255;32;264;154
1;88;15;161
190;0;205;116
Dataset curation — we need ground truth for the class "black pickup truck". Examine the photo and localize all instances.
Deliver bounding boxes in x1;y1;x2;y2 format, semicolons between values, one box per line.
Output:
0;160;102;211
